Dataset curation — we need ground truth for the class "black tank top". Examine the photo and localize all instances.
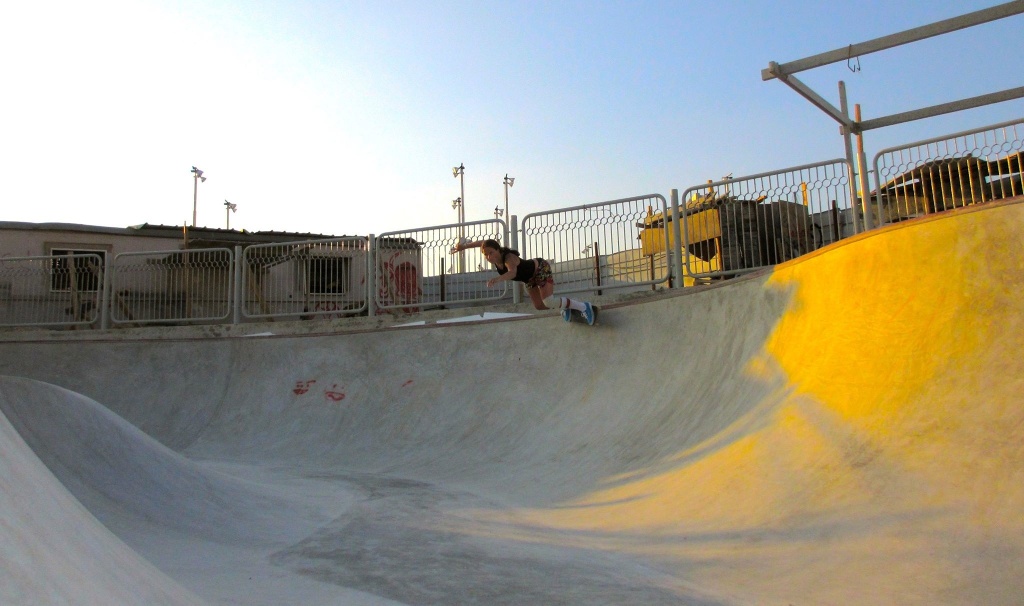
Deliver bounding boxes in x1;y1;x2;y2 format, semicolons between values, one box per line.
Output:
495;248;537;283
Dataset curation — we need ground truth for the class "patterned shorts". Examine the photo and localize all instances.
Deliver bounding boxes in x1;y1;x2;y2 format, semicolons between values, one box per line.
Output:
525;258;553;289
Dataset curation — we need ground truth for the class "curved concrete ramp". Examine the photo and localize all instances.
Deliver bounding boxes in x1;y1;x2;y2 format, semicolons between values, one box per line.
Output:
0;383;204;605
0;199;1022;605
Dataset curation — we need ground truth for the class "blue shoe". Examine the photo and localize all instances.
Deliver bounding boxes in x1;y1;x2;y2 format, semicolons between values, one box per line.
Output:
561;308;572;322
582;302;595;325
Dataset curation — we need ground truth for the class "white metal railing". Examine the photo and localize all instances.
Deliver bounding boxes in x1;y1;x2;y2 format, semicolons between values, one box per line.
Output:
520;194;670;296
109;249;234;325
4;121;1022;330
241;237;369;320
0;253;103;327
375;219;507;311
872;118;1024;225
678;159;853;282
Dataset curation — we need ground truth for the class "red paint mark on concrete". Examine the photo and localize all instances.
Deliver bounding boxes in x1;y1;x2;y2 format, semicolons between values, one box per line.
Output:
325;384;346;402
402;379;413;387
293;379;317;395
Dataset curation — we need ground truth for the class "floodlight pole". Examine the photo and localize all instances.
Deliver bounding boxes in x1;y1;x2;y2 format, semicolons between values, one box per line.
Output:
224;200;237;229
453;163;465;272
190;166;206;227
503;174;514;231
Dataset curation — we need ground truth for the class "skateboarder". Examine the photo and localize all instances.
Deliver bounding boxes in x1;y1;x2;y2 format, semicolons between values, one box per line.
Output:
451;239;595;324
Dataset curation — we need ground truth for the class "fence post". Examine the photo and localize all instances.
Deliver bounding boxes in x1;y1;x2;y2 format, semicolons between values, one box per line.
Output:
855;104;875;231
100;251;111;330
839;81;862;235
367;234;377;317
233;245;242;325
670;189;684;289
510;215;521;305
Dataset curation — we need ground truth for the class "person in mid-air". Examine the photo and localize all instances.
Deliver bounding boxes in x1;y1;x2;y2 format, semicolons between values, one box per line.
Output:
451;239;595;324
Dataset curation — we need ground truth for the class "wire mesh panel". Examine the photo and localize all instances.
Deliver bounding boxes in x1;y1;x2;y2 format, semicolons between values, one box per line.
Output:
873;118;1024;225
520;194;670;296
109;249;233;324
376;219;506;311
241;237;369;320
679;160;852;282
0;254;103;327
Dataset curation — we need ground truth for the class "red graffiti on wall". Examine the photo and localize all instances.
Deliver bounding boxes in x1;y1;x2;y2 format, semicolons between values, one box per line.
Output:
313;300;343;319
377;251;421;314
402;379;413;387
293;379;317;395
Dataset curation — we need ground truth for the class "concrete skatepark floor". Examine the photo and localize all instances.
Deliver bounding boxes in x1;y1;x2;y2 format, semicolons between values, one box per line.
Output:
1;199;1023;605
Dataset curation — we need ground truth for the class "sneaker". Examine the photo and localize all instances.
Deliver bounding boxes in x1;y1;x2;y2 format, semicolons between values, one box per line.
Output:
582;302;595;325
561;308;572;322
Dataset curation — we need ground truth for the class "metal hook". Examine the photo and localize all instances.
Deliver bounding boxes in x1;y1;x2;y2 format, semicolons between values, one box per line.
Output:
847;44;861;73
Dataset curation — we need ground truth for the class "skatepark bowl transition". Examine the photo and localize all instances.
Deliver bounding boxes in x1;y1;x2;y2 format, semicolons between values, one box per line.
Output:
1;198;1022;605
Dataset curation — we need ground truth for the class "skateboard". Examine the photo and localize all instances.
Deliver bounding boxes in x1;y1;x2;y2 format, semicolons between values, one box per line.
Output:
564;304;598;325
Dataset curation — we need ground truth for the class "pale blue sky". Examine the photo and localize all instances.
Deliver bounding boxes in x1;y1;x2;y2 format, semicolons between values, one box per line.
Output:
2;1;1021;235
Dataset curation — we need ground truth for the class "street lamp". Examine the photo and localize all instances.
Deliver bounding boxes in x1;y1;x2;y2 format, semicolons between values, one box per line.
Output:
452;163;465;272
191;166;206;227
503;174;514;224
493;206;503;219
224;200;237;229
452;163;465;223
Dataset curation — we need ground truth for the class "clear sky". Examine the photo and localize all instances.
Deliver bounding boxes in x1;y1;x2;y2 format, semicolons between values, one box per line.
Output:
2;0;1022;236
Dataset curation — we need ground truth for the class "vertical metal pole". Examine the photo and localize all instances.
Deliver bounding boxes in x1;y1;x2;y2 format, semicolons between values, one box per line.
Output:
670;189;684;289
855;104;875;230
839;81;862;235
367;235;377;317
233;245;242;325
193;175;198;227
510;215;521;305
592;241;602;296
100;251;111;330
458;166;466;273
440;258;447;303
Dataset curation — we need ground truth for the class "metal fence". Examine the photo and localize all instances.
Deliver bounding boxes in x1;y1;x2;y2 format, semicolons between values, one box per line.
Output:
521;194;670;295
241;237;369;320
872;118;1024;225
0;253;103;327
109;249;234;325
679;159;854;282
4;120;1022;330
375;219;507;311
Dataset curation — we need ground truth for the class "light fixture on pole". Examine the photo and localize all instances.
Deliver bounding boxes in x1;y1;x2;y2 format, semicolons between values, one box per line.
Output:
191;166;206;227
452;163;465;224
503;174;514;224
224;200;237;229
493;206;503;219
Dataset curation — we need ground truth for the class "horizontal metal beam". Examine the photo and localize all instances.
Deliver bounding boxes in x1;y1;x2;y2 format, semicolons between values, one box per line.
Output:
762;1;1024;80
858;86;1024;131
